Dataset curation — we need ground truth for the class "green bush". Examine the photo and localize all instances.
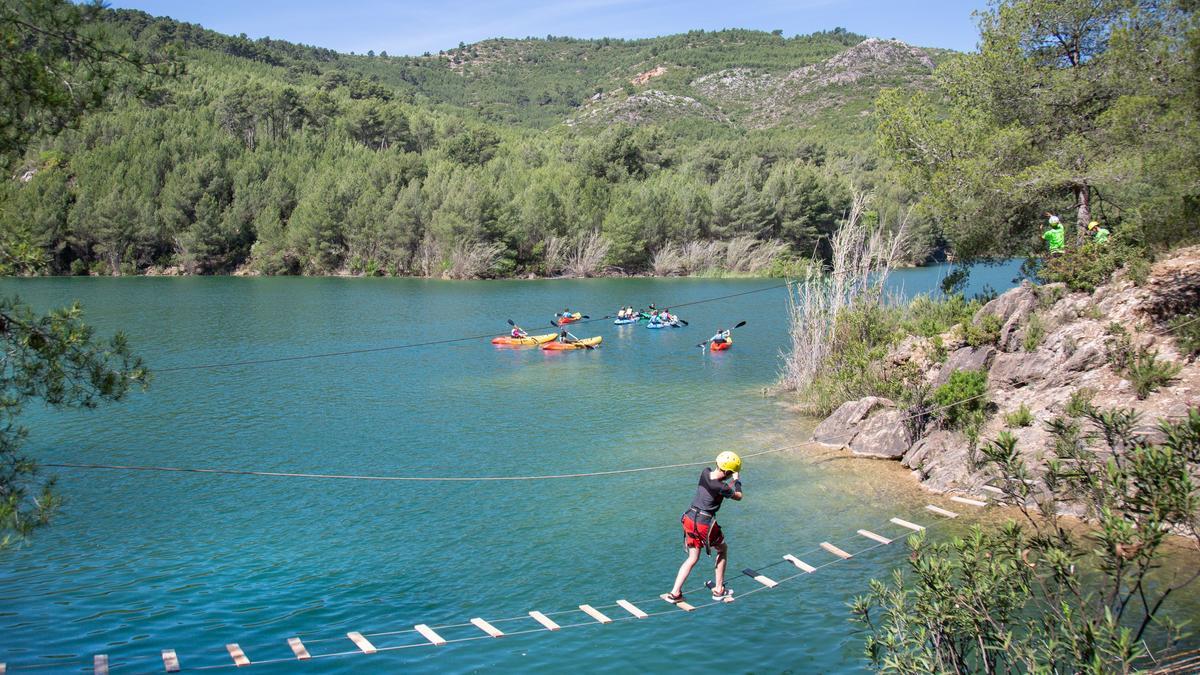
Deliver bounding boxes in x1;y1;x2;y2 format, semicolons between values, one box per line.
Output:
963;313;1002;348
1168;312;1200;357
1004;403;1034;428
901;294;982;338
1126;348;1182;399
1040;240;1149;292
1022;313;1044;352
69;259;89;276
1065;387;1096;417
933;369;990;430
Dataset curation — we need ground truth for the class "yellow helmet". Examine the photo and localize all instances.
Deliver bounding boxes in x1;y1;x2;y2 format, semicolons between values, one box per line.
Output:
1088;220;1099;230
716;451;742;473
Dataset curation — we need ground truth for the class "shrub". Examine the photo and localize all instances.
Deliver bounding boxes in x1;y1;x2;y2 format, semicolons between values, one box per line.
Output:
1065;387;1096;417
932;369;990;430
1105;322;1133;371
963;313;1002;348
854;408;1200;674
1168;311;1200;357
1039;240;1148;292
1022;313;1044;352
1034;284;1065;309
1125;348;1182;399
902;294;981;338
1004;403;1034;428
69;259;89;276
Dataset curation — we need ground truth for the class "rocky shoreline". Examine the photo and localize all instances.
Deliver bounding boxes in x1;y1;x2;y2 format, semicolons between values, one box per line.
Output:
808;246;1199;499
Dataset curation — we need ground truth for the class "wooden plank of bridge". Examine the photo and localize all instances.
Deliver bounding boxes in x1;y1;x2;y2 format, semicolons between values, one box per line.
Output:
857;529;892;545
660;594;696;611
93;655;108;675
287;637;310;660
617;599;648;619
347;632;377;654
821;542;853;559
579;604;613;624
890;517;925;531
471;618;505;638
162;649;181;672
529;611;562;631
925;504;959;518
742;568;779;588
226;644;250;667
951;495;987;507
783;554;816;573
415;624;447;646
980;485;1004;496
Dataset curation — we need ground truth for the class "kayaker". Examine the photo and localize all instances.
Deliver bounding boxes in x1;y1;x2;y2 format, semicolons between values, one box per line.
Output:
711;328;730;345
666;451;743;604
557;329;579;344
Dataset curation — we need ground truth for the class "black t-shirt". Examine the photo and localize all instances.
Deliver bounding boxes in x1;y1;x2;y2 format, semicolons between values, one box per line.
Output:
689;468;735;514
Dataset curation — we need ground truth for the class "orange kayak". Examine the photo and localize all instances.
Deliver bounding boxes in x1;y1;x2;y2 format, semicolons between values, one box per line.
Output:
557;313;582;324
541;336;602;350
491;333;557;346
710;339;732;351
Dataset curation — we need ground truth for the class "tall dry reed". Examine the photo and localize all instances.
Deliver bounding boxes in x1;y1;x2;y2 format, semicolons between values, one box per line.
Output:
779;192;908;395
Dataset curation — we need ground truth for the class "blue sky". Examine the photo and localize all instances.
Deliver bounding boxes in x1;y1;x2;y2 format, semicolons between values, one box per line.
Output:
106;0;989;56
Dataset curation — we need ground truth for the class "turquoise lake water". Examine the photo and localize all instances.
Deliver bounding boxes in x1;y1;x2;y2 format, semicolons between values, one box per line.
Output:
6;261;1191;673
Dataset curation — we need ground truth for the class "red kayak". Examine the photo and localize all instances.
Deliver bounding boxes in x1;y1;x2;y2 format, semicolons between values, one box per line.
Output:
557;313;582;324
710;339;732;351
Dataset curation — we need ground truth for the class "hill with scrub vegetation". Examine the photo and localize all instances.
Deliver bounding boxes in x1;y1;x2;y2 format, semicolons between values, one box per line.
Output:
0;9;946;278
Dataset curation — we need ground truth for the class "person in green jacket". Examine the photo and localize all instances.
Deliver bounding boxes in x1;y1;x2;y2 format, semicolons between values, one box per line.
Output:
1043;213;1065;254
1089;220;1110;244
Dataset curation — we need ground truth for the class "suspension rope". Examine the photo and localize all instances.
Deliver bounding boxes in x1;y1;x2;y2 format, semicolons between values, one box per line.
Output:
6;509;950;673
40;391;988;482
154;281;794;373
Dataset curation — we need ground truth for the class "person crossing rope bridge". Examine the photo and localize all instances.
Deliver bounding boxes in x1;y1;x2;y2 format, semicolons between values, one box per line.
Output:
667;451;743;604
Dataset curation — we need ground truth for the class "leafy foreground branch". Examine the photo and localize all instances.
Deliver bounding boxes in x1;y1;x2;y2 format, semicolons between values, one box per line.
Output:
0;296;149;547
852;407;1200;673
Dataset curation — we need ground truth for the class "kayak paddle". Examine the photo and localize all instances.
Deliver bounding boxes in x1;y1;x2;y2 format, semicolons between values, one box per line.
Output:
549;320;595;349
697;320;746;348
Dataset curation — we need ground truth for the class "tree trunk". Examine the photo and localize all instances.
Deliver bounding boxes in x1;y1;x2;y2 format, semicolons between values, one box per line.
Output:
1074;185;1091;245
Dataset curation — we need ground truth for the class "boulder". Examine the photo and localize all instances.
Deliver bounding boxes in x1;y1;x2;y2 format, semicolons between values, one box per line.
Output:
933;346;996;387
978;282;1039;351
811;396;893;447
990;350;1059;390
848;409;910;459
901;429;972;492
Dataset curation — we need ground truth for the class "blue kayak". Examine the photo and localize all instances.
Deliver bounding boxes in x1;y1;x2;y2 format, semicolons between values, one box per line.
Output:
613;318;639;325
647;321;681;329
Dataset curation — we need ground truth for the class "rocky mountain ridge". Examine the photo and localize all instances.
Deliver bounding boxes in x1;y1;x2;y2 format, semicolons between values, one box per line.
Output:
810;247;1200;501
565;38;940;129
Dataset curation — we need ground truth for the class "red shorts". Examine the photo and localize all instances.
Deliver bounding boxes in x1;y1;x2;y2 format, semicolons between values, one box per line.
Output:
682;514;725;550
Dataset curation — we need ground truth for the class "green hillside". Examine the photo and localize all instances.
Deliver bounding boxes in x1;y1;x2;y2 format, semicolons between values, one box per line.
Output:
1;8;945;278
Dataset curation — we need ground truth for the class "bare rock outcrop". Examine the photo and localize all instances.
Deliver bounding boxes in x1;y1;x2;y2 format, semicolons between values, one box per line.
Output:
808;245;1200;500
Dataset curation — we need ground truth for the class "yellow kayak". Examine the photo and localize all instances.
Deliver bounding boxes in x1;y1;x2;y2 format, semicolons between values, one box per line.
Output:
491;333;557;346
541;336;602;350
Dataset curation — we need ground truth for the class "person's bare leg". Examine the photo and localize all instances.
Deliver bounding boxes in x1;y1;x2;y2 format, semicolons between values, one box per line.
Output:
671;547;701;596
713;543;728;594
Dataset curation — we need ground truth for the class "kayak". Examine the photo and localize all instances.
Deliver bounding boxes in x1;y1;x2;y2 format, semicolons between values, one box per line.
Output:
710;338;732;351
647;321;682;329
613;318;639;325
541;336;602;350
557;313;582;324
491;333;557;346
